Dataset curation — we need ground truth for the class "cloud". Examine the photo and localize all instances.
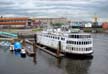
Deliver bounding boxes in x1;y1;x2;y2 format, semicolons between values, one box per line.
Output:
0;0;108;21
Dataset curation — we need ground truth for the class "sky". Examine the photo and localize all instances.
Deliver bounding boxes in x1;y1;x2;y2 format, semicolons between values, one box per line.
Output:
0;0;108;21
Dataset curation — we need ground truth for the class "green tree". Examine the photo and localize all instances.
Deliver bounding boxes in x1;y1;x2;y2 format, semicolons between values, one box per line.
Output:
52;23;64;27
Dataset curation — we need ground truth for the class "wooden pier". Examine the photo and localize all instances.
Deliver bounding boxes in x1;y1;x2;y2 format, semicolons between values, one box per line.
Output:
25;39;64;58
0;33;64;64
34;34;64;58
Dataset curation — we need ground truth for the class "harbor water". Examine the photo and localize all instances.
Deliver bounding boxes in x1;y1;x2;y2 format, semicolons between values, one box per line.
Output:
0;33;108;74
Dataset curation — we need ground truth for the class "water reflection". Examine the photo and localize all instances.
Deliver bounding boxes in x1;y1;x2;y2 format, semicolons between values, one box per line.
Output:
64;56;93;74
14;51;21;57
9;50;37;64
1;33;108;74
32;54;37;64
56;57;63;68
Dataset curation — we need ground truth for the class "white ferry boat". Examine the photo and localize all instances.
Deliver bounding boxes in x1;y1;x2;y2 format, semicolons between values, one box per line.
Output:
37;29;93;55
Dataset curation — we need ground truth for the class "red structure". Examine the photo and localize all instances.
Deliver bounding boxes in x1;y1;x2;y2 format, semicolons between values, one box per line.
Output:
0;17;34;28
33;20;41;27
102;22;108;30
0;17;28;25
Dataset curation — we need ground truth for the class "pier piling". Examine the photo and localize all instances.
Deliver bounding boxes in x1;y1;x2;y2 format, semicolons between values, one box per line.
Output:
57;41;61;58
34;34;37;44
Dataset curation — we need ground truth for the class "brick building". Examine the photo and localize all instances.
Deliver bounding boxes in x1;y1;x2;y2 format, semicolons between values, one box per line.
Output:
102;22;108;30
0;17;32;28
0;17;68;28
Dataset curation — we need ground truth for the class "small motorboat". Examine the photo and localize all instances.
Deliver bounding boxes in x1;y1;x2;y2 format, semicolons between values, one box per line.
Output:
20;48;26;57
0;41;11;47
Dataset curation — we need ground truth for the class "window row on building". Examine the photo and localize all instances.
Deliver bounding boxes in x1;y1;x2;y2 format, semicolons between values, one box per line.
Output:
0;20;27;22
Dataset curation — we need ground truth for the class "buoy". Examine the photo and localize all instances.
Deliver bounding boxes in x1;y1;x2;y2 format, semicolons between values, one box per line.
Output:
14;51;21;57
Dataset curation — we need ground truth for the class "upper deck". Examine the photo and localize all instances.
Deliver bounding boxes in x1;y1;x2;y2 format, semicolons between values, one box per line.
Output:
38;30;92;38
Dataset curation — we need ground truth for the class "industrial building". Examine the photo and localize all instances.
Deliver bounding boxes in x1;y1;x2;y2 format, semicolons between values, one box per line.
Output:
33;17;67;25
0;17;68;28
0;17;32;28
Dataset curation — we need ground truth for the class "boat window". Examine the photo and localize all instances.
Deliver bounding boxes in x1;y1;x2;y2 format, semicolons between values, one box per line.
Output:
74;41;75;44
61;37;65;40
88;42;90;44
82;48;84;51
68;35;74;38
55;37;57;39
86;42;88;44
74;35;76;38
81;42;83;45
86;48;88;51
80;35;84;38
88;35;91;38
79;42;81;44
77;48;78;51
77;42;78;45
76;35;80;38
72;35;74;38
58;37;59;40
88;48;89;51
70;35;80;38
89;35;91;38
72;47;73;50
67;41;68;43
84;42;85;45
78;48;79;51
67;41;70;44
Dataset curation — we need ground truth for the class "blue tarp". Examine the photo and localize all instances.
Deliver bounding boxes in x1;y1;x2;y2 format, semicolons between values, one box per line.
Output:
14;42;22;50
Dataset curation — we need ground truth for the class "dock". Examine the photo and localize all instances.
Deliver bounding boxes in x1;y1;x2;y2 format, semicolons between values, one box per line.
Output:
25;39;64;58
0;33;64;64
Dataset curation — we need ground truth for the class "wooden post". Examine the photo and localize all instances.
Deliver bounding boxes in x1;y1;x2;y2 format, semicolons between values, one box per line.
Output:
22;38;26;47
34;34;37;54
34;34;37;44
10;39;14;45
33;34;37;53
56;41;62;65
32;54;37;64
33;43;36;54
57;41;61;58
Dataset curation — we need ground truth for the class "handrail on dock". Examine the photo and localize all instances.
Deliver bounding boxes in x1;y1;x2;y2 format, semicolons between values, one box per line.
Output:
0;31;17;38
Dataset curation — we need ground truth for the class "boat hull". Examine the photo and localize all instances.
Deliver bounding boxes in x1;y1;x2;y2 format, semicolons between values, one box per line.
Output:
37;42;93;55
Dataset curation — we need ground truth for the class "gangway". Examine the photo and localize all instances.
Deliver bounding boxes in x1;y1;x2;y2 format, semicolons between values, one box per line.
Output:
0;31;17;38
